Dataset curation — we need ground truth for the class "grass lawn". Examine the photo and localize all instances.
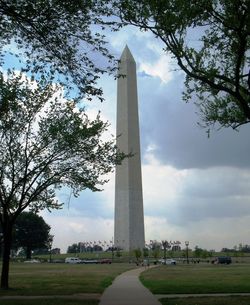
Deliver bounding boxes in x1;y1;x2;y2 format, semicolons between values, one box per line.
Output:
2;261;250;305
159;296;250;305
140;263;250;294
0;262;135;296
0;299;99;305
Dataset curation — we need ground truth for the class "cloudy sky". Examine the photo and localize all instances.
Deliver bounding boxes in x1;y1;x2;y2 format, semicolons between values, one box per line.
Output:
38;25;250;253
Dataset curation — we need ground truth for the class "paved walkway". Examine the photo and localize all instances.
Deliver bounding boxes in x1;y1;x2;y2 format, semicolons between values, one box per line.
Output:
99;266;162;305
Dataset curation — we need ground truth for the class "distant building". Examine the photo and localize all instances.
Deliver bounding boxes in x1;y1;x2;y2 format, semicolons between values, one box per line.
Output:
172;245;181;252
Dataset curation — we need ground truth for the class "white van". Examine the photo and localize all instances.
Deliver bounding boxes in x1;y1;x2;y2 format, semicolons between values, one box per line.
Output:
65;257;82;264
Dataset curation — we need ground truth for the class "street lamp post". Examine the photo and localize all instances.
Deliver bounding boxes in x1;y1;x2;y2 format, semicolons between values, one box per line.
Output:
185;241;189;264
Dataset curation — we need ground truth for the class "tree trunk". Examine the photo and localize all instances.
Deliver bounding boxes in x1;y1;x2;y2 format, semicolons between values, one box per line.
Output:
1;226;12;289
26;247;32;260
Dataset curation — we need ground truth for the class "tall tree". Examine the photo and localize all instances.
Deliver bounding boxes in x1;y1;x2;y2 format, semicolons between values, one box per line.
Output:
0;0;116;103
113;0;250;130
13;212;51;259
0;71;125;289
161;240;172;264
67;243;80;254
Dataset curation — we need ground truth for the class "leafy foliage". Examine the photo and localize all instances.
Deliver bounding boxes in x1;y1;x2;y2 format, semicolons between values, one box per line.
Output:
0;0;117;100
0;71;124;214
0;71;125;288
161;240;172;261
67;243;80;254
113;0;250;129
193;246;213;259
143;247;149;258
133;248;142;261
13;212;51;259
149;241;161;259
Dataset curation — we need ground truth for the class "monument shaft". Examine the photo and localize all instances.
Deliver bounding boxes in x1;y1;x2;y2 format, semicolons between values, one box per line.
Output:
114;46;145;251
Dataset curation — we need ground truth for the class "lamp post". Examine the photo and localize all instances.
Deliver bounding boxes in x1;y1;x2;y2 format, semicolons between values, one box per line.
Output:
185;241;189;264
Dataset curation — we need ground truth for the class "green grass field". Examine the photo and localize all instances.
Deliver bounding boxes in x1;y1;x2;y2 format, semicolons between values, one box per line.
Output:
0;300;99;305
0;262;134;296
1;261;250;305
159;296;250;305
140;263;250;294
141;264;250;305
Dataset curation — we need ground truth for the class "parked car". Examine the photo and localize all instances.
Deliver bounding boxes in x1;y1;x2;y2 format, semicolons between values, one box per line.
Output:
65;257;82;264
99;259;112;264
213;256;232;264
159;258;177;265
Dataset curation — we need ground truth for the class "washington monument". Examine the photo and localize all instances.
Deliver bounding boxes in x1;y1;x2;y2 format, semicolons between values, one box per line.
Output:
114;46;145;251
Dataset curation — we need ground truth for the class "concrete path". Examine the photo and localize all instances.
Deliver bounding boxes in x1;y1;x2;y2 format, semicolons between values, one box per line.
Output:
99;266;162;305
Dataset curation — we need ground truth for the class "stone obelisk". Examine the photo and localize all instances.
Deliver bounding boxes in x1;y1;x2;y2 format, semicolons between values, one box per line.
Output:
114;46;145;251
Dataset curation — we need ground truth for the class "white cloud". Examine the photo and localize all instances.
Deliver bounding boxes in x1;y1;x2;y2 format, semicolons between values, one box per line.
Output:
108;28;132;50
41;147;250;253
42;213;114;253
184;215;250;251
144;216;182;243
142;152;187;209
139;54;173;83
43;211;250;253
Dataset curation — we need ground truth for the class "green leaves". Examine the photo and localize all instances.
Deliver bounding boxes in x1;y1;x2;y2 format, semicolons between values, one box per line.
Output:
13;212;51;258
0;72;126;217
0;0;118;99
114;0;250;129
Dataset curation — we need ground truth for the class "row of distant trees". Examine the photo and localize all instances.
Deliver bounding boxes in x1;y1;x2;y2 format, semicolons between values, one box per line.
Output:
222;244;250;254
66;240;250;258
67;243;104;254
66;240;182;254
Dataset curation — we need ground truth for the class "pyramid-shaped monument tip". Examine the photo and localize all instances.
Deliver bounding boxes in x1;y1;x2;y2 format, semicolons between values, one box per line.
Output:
120;45;135;62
